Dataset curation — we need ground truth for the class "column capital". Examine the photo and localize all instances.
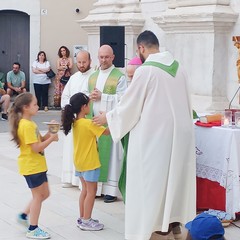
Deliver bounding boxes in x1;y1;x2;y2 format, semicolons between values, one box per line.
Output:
154;3;238;33
77;0;144;35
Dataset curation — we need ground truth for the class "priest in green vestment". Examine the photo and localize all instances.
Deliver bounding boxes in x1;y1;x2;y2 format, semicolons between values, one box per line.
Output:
88;45;127;203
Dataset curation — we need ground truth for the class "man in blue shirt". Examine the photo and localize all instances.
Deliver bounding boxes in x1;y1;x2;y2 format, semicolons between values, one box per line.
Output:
6;62;26;96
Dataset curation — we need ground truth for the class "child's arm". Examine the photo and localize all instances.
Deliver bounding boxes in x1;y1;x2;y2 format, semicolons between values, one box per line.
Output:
102;127;110;135
41;132;51;141
30;133;58;153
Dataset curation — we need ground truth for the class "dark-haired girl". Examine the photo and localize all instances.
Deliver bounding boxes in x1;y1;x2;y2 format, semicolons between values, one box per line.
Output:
62;92;109;231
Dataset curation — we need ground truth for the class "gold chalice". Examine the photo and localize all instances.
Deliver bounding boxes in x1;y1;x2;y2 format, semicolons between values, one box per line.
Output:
43;122;60;133
48;123;60;133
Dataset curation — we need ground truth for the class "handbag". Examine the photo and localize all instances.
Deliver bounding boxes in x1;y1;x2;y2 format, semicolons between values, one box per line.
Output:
60;69;70;85
46;69;56;79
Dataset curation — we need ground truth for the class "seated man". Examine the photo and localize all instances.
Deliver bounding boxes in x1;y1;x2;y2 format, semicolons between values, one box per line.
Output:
0;79;10;120
6;62;26;96
0;71;5;87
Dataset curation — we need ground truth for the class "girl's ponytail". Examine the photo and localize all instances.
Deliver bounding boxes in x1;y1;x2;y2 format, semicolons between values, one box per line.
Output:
9;92;33;147
61;92;90;135
62;104;75;135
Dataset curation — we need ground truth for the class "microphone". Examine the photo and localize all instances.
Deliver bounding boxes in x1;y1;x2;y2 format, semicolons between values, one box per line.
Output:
228;84;240;109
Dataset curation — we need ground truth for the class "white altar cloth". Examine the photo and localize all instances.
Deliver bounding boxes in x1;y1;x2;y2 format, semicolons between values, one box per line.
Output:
195;125;240;218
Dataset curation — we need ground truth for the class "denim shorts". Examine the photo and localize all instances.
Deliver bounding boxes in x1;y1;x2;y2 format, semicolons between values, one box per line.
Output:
24;171;48;189
75;168;100;182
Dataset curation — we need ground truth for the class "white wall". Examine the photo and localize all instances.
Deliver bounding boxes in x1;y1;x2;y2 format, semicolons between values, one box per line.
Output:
228;0;240;108
140;0;240;111
140;0;167;50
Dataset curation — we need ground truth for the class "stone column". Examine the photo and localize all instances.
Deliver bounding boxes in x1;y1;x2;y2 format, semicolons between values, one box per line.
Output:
77;0;145;69
154;0;238;111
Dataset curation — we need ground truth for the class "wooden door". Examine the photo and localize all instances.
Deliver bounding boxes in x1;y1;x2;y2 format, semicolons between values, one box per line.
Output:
0;10;30;90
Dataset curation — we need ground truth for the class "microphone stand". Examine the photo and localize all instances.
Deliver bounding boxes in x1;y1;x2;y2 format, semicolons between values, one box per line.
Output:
229;84;240;109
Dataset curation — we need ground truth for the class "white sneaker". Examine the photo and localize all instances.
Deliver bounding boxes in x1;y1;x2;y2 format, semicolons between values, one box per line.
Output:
79;219;104;231
77;217;99;227
26;227;50;239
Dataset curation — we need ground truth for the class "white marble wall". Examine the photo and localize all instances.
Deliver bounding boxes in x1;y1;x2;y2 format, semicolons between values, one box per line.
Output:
140;0;167;50
2;0;240;112
80;0;240;112
78;0;144;70
144;0;239;111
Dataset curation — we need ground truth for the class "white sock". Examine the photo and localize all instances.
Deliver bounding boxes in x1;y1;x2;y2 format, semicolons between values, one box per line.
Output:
82;218;91;223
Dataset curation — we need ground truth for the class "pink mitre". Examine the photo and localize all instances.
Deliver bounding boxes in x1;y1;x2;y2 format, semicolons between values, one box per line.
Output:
128;57;142;66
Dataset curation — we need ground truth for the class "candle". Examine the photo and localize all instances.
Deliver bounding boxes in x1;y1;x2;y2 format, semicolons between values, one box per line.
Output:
221;111;232;127
224;118;229;126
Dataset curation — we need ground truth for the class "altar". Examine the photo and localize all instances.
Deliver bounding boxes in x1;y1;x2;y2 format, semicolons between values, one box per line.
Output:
195;125;240;218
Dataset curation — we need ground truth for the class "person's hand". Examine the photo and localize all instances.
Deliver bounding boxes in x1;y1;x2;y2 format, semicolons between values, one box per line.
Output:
49;133;59;142
93;111;107;125
15;87;21;93
90;88;102;101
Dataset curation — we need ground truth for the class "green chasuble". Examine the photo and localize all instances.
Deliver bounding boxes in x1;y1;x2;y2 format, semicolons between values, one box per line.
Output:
119;133;129;203
118;60;179;203
88;68;124;182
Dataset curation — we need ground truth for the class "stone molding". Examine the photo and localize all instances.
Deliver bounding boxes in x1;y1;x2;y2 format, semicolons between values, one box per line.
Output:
77;0;144;35
154;4;238;33
168;0;230;9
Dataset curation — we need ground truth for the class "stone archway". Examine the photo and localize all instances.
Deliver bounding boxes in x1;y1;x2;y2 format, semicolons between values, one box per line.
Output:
0;10;30;89
0;0;40;93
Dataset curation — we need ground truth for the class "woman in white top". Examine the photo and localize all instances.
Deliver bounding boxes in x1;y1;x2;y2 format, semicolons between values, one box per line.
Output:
32;51;51;111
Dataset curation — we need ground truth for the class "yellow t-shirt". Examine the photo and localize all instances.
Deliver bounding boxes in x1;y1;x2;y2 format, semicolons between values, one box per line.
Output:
17;119;47;175
73;118;106;172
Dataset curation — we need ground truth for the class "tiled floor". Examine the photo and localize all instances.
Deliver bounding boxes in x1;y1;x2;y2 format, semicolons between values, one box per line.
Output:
0;112;240;239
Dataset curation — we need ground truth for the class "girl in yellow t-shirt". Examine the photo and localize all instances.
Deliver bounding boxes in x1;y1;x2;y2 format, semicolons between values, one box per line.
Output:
62;92;109;231
9;92;58;239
